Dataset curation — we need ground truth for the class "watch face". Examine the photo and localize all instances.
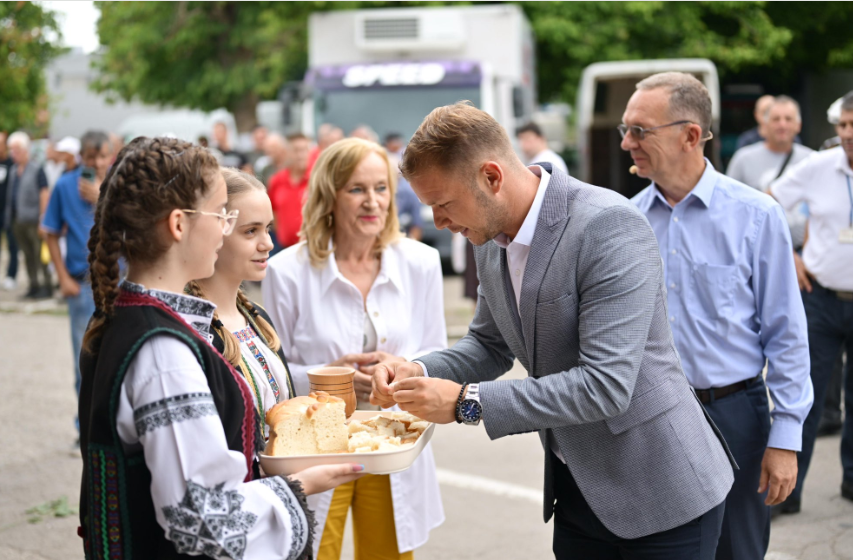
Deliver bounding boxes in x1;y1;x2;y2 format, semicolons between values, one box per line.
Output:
460;400;482;422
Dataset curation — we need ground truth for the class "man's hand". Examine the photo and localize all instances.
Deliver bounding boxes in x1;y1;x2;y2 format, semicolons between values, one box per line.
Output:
59;275;81;298
369;361;423;409
358;351;406;377
353;352;406;401
78;178;101;205
390;377;463;424
758;447;798;506
793;252;812;293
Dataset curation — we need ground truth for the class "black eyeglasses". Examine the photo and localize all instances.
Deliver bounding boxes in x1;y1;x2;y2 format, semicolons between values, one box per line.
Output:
617;120;695;141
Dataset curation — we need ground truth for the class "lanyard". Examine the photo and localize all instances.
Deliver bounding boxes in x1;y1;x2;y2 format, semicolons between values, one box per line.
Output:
846;176;853;228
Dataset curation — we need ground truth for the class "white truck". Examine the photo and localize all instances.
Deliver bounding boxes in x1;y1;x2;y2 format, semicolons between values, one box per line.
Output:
281;4;537;266
285;4;537;142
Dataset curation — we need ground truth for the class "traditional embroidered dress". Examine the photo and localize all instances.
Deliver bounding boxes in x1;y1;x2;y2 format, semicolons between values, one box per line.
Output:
78;282;313;560
210;301;295;441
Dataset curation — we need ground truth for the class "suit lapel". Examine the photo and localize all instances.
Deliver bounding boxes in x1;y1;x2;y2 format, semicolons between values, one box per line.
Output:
519;171;572;370
499;247;525;345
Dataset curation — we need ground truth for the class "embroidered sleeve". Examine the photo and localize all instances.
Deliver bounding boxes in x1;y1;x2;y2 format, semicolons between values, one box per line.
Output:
133;392;218;436
116;335;312;559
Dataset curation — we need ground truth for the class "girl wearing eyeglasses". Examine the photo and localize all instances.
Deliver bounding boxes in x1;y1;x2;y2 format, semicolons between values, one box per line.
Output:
186;167;294;448
78;137;362;560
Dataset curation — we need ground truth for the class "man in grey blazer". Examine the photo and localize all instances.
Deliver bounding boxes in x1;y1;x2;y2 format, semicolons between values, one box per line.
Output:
371;102;735;559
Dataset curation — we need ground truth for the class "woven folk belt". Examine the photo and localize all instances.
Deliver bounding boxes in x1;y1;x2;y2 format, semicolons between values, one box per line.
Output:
695;375;760;405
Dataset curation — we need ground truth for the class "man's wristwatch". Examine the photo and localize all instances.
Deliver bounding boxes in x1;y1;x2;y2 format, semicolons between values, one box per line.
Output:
456;383;482;426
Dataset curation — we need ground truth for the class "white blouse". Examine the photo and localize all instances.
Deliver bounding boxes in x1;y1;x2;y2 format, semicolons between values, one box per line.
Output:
115;282;310;560
261;238;447;555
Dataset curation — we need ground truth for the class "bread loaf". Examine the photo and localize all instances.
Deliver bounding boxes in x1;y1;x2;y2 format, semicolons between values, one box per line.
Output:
264;392;348;456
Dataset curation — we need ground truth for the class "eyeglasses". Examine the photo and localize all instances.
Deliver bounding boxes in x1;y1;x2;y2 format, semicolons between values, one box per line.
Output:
181;208;240;235
617;120;695;141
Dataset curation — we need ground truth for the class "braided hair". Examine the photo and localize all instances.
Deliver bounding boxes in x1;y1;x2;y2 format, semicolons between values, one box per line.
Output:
82;136;220;353
184;167;282;366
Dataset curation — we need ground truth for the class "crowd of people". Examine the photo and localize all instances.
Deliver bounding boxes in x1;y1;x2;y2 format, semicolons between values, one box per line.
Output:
0;71;850;560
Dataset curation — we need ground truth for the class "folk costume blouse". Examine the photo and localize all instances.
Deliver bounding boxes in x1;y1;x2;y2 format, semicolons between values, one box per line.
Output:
227;306;294;438
113;282;312;559
261;237;447;555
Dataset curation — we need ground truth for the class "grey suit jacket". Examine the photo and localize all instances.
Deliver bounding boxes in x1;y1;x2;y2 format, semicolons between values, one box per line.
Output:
420;167;734;540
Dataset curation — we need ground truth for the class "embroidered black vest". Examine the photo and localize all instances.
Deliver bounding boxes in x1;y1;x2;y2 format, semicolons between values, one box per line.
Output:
78;289;256;559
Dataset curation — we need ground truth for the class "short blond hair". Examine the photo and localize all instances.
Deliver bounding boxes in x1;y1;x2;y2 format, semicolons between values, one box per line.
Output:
301;138;401;266
401;101;515;180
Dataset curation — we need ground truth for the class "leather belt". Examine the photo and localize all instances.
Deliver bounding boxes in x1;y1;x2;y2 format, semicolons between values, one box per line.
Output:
695;375;759;404
829;289;853;302
814;280;853;302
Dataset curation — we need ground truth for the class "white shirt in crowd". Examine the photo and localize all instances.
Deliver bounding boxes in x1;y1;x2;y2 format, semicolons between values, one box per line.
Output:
261;237;447;556
115;282;310;560
771;146;853;291
529;148;568;174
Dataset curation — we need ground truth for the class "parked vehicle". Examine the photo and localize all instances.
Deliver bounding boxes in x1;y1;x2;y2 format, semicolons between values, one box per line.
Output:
576;59;721;199
282;4;538;268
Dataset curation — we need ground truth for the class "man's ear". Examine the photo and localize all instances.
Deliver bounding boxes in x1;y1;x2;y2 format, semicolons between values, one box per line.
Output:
166;209;186;243
481;161;504;195
683;124;703;153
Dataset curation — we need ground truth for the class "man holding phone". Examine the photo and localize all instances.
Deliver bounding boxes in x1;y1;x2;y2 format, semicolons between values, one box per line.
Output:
41;130;110;444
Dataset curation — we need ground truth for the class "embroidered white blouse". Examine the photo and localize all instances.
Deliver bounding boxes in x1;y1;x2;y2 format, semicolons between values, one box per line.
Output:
261;237;447;555
115;282;310;560
232;321;291;437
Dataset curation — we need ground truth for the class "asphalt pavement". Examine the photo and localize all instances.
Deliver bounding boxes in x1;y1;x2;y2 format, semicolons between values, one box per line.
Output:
0;275;850;559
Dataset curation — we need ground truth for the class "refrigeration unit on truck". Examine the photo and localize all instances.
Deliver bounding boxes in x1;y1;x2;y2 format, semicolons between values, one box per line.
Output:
279;5;538;267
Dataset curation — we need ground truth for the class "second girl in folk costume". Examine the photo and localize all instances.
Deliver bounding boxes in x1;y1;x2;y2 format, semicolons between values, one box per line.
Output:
188;168;294;449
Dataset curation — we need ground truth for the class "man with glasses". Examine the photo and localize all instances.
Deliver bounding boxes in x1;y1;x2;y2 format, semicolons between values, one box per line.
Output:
622;72;813;560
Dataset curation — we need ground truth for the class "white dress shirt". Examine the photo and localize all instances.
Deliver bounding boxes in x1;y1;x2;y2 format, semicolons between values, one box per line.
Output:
494;166;565;462
115;283;310;560
418;167;564;461
771;146;853;291
261;237;446;555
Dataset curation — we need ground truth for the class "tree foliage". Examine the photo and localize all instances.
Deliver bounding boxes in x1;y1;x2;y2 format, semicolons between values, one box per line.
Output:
91;1;853;128
522;2;794;102
93;1;455;130
0;1;64;134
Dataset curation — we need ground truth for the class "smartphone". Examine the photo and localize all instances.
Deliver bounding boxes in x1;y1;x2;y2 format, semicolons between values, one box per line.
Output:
80;167;96;182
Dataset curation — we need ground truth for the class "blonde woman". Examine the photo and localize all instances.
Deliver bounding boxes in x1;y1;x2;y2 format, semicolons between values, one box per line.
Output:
262;138;446;560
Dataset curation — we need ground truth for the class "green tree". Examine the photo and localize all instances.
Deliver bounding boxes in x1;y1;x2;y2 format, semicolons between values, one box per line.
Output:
520;2;794;103
93;1;454;131
0;1;64;134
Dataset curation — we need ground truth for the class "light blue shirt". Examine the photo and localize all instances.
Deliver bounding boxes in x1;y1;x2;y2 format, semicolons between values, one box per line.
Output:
632;160;813;451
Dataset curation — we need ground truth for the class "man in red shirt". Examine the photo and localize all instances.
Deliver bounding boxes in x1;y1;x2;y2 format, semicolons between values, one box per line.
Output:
268;133;312;248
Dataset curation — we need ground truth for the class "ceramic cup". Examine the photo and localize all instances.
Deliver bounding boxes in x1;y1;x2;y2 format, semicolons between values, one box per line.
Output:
307;366;357;417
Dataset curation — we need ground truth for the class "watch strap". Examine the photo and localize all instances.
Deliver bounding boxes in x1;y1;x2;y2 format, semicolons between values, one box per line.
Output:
455;382;469;424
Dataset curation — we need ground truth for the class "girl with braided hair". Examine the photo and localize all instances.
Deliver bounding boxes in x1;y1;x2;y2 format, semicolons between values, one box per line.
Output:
186;167;295;449
78;137;363;560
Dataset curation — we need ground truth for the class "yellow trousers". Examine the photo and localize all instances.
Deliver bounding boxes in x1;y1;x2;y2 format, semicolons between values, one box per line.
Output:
317;474;414;560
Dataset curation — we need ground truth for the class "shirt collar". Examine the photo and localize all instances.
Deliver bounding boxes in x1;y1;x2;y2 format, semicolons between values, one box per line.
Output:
834;147;853;177
494;165;551;249
646;158;717;210
122;280;216;341
318;240;404;295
